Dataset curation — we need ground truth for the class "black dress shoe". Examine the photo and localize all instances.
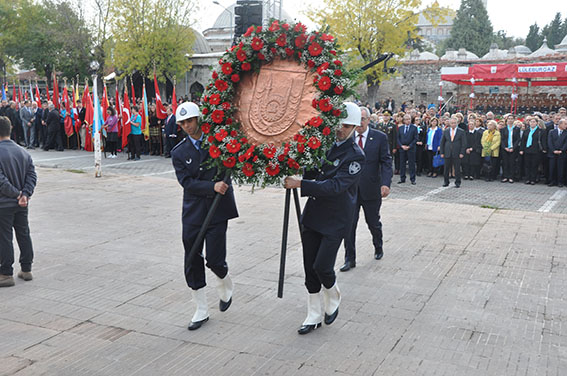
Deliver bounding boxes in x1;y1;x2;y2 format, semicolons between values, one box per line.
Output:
219;297;232;312
298;322;321;335
455;184;460;188
397;180;405;184
324;308;339;325
443;183;449;187
188;317;209;331
375;250;383;260
559;184;564;188
340;260;355;272
411;181;416;185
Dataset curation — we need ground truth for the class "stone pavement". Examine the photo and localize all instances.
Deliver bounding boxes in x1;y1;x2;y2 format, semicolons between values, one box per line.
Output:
28;149;567;214
1;167;566;375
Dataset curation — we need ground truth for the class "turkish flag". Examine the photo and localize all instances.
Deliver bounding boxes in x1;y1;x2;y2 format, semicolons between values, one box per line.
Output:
52;74;60;109
102;84;109;121
172;85;178;114
63;86;74;136
115;86;122;138
35;84;41;108
84;91;94;152
121;88;132;149
154;74;167;119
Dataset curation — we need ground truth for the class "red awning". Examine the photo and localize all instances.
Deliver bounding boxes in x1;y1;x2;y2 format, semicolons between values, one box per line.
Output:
441;62;567;87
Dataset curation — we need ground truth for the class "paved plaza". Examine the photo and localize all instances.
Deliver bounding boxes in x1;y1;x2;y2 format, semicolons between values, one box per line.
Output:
1;150;567;375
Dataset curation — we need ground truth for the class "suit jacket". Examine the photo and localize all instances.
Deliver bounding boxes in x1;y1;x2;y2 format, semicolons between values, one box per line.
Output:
34;108;43;128
499;126;521;151
440;127;466;158
164;114;177;136
355;128;393;201
171;136;238;226
397;124;418;150
19;107;34;125
301;138;365;237
519;127;543;154
463;129;483;165
46;109;60;131
547;129;567;157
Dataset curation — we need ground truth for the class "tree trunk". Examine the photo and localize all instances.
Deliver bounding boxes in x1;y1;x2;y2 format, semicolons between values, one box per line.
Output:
366;75;380;108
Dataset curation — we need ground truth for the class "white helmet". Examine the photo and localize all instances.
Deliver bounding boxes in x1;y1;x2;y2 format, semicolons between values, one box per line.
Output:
342;102;361;126
176;102;200;122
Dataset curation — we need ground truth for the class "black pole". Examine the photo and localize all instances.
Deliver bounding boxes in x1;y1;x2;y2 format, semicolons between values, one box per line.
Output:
186;171;233;267
277;189;291;298
292;188;302;239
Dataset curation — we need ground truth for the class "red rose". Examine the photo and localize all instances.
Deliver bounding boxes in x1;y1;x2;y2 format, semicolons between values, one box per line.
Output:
221;102;231;110
212;71;218;79
269;20;280;32
295;34;307;48
309;35;316;42
285;48;293;56
215;80;228;92
266;163;280;176
297;51;302;58
312;98;318;109
230;130;238;137
211;110;225;124
297;143;305;153
251;37;264;51
226;118;233;125
330;50;337;56
294;23;306;33
208;135;215;143
209;145;221;159
215;129;228;141
276;34;287;47
226;139;241;154
201;123;211;134
334;85;344;95
223;156;236;168
240;137;248;144
270;47;277;55
242;163;255;177
209;94;221;105
322;127;331;136
319;98;333;112
282;23;289;30
222;63;233;75
258;53;265;60
333;109;342;117
236;49;247;62
334;60;342;66
238;155;245;162
307;136;321;149
307;60;315;68
253;155;258;162
231;74;240;83
317;62;330;75
263;145;277;159
321;33;334;42
295;134;306;143
256;26;262;33
308;116;323;128
287;158;300;170
244;26;254;37
242;62;251;71
318;76;331;91
277;154;285;162
308;42;323;57
202;107;209;115
334;69;342;77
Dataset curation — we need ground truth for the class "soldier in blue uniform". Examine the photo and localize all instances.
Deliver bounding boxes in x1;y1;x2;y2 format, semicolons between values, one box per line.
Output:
284;102;365;335
171;102;238;331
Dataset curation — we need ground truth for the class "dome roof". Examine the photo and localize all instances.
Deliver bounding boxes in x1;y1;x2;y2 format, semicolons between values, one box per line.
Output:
529;39;557;58
441;48;478;61
482;43;508;60
556;34;567;52
192;29;211;54
507;45;532;56
211;4;293;29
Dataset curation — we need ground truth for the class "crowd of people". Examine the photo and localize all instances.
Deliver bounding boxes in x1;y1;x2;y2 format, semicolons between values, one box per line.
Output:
358;102;567;188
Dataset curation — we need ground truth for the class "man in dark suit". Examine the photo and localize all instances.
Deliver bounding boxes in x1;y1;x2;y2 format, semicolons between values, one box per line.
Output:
171;102;238;331
43;103;63;151
341;107;392;272
397;114;418;185
440;117;466;188
499;115;521;183
163;105;177;158
547;119;567;187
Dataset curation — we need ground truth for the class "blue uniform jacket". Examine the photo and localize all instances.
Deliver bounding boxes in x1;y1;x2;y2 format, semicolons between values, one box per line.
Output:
300;137;365;237
397;124;418;149
171;136;238;226
164;114;177;137
356;128;393;201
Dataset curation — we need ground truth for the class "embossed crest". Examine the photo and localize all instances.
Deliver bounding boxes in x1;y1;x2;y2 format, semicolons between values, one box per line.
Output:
349;161;361;175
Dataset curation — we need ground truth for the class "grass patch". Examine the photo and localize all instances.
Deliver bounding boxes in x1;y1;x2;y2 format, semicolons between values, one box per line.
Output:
65;169;86;174
480;204;499;210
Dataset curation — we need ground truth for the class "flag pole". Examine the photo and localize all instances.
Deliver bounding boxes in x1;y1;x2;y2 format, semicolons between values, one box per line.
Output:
93;75;102;178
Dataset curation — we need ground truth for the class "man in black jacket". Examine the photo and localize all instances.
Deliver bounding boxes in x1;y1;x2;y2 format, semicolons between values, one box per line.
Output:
341;106;392;272
163;105;177;158
499;115;521;183
0;116;37;287
547;119;567;187
440;117;466;188
43;103;63;151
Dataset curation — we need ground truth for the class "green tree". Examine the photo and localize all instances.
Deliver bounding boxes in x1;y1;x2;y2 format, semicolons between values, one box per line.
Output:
543;12;563;47
445;0;493;57
307;0;448;103
109;0;197;81
525;23;543;52
492;30;525;50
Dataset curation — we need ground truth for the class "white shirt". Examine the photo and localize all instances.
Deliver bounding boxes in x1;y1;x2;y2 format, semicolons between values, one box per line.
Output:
355;127;370;149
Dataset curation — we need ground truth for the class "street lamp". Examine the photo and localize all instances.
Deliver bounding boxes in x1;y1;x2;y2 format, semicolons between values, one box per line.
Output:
213;0;233;42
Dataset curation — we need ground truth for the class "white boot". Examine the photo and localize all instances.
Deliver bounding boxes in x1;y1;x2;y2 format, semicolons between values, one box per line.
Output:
216;273;233;312
298;293;322;334
322;282;341;325
188;288;209;330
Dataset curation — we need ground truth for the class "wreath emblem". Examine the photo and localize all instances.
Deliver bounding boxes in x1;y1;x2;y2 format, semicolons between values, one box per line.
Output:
200;20;352;185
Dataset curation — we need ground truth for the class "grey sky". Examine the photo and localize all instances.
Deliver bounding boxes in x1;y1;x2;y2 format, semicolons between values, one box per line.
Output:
196;0;565;40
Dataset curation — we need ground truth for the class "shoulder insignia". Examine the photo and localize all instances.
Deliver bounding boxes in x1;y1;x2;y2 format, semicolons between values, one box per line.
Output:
171;137;187;153
333;159;340;167
349;161;361;175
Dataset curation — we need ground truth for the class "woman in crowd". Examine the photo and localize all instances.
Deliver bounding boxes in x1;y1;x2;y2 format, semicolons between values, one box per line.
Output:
148;104;162;155
103;107;119;158
425;117;443;177
519;116;543;185
129;106;142;160
481;120;501;181
462;117;483;180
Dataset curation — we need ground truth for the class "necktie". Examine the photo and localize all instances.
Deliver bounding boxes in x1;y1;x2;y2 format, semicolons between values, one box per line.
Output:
451;129;455;142
195;140;201;150
405;125;408;134
358;134;363;149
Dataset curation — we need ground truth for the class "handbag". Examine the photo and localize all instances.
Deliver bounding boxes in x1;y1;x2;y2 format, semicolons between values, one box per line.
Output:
433;151;444;168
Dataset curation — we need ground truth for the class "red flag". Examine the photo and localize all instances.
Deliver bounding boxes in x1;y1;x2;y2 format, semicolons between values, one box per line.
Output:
115;85;122;137
172;85;178;114
35;84;41;108
72;85;80;134
84;90;94;152
12;84;16;102
82;83;89;106
46;85;51;102
63;86;74;136
121;87;132;149
52;74;60;109
18;86;22;103
153;74;167;119
131;80;135;109
102;84;109;121
24;90;28;101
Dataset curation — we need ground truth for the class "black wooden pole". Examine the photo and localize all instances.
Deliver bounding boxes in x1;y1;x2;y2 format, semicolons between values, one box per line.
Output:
292;188;303;240
277;189;291;298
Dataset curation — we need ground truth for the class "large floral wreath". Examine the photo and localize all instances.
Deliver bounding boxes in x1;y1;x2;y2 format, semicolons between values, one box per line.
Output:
200;20;353;185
